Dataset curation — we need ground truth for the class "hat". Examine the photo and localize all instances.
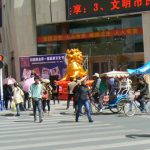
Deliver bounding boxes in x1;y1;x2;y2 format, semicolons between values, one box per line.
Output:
92;73;99;78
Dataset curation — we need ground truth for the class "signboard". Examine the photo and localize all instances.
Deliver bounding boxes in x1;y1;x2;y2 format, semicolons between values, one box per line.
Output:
37;27;143;43
66;0;150;20
19;54;67;80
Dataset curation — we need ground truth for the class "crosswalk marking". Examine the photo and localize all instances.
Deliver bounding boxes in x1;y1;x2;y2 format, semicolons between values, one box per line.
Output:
0;111;148;150
0;129;138;144
0;135;126;150
0;125;123;138
0;123;113;134
56;139;150;150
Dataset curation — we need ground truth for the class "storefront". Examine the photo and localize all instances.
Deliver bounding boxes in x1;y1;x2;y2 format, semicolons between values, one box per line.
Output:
37;0;150;77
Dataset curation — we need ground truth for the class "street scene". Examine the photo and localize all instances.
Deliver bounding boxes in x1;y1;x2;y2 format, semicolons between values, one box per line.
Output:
1;0;150;150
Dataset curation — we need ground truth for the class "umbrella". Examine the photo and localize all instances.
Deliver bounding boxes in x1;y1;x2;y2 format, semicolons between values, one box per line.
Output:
41;78;50;83
3;77;16;85
23;77;34;92
102;71;129;78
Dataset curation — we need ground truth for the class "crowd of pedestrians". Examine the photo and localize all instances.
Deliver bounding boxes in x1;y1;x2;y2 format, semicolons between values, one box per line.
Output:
3;74;60;123
2;71;149;123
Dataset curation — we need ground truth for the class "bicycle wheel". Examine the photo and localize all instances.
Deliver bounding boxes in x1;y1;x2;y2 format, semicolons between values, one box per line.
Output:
109;106;120;114
117;99;129;113
145;101;150;114
124;102;136;117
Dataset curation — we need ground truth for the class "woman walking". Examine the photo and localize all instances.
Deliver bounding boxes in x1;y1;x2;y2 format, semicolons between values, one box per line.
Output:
42;82;52;115
13;82;24;116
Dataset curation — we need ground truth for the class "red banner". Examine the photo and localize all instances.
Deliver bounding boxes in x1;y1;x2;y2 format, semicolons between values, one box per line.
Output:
37;27;143;43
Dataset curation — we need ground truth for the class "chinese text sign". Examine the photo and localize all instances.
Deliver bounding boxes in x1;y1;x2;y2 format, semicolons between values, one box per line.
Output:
66;0;150;20
19;54;67;80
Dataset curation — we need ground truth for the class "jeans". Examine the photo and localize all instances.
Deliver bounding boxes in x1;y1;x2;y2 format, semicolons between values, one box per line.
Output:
42;100;50;111
139;96;145;111
24;92;31;109
52;94;59;104
67;94;74;109
32;99;43;120
76;100;92;121
16;103;20;115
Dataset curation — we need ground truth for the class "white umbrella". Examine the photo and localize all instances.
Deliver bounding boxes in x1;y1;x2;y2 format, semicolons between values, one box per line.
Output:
3;77;16;85
41;78;50;83
102;71;129;78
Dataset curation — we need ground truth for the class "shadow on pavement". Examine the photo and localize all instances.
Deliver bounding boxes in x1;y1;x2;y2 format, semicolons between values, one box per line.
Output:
57;120;75;123
60;112;75;116
92;112;116;116
55;108;67;111
1;113;14;116
60;112;116;116
13;120;34;123
126;134;150;139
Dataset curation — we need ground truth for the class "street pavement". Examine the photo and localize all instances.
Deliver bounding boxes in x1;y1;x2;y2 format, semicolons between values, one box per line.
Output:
0;101;150;150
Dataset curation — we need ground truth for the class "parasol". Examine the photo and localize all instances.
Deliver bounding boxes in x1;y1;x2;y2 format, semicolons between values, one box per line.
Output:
3;77;16;85
41;78;50;83
23;77;34;92
102;71;129;78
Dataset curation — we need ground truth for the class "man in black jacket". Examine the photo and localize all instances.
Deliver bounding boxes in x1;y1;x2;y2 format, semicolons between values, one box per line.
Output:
136;78;149;112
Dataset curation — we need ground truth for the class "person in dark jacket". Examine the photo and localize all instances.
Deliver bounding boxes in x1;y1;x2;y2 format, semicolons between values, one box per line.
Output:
3;84;13;110
75;79;93;123
136;77;149;112
52;81;59;104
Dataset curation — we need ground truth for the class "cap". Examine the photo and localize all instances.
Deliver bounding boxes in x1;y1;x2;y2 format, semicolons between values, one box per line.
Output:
92;73;99;78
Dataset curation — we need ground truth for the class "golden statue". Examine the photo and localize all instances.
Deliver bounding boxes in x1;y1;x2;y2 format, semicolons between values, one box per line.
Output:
61;48;88;81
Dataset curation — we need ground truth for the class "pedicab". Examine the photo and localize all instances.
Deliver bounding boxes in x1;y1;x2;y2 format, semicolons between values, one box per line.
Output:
90;71;131;114
123;62;150;116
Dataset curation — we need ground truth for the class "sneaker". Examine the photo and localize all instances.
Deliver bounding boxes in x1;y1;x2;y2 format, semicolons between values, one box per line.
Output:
141;109;146;113
75;117;79;122
89;119;94;123
16;114;20;116
39;119;43;123
99;109;103;113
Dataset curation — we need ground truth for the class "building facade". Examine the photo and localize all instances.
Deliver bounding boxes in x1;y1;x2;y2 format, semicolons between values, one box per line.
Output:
1;0;150;80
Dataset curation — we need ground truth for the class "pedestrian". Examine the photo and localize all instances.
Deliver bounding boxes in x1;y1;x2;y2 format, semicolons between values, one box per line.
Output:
46;82;53;115
67;77;77;110
52;81;59;104
136;77;149;113
98;76;108;112
75;78;93;123
12;82;24;116
3;84;13;110
42;82;51;115
29;76;43;123
91;73;101;103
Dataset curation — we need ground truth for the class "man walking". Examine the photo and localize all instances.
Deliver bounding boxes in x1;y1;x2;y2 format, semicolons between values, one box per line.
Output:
29;76;43;123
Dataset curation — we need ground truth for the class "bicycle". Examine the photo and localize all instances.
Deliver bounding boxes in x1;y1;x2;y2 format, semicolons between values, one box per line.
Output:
123;91;150;117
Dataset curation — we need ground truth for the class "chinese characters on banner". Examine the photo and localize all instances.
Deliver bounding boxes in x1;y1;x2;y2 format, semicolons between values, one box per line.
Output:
66;0;150;20
19;54;67;80
37;27;143;43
